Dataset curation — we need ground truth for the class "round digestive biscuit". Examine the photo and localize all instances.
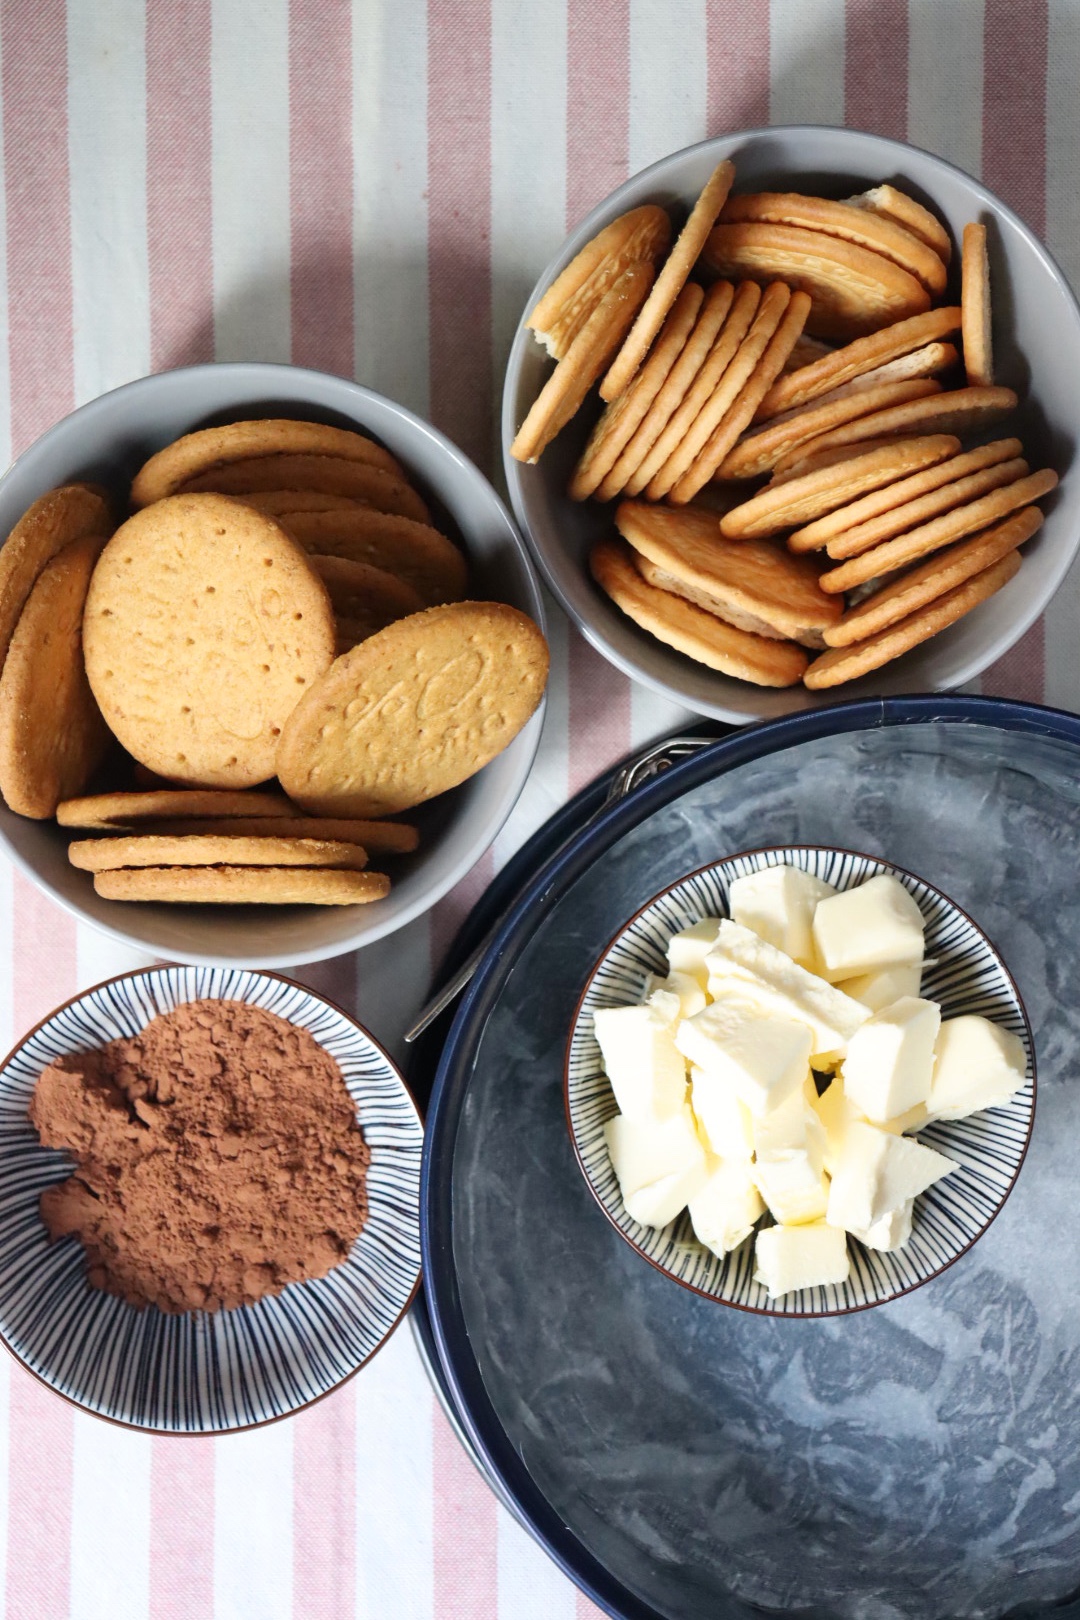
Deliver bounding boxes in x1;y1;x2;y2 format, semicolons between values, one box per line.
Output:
180;455;430;523
527;205;671;360
131;421;404;508
717;378;942;482
68;833;371;871
115;815;419;851
93;866;391;905
962;222;993;386
276;602;549;817
285;511;466;605
83;495;336;788
510;262;655;464
720;192;947;295
804;551;1023;689
236;490;364;518
721;435;961;541
569;282;705;500
0;533;112;819
0;483;112;674
310;555;425;645
818;467;1058;594
756;306;963;420
589;536;808;686
615;498;840;645
57;788;295;828
771;385;1020;475
822;507;1043;648
844;185;952;264
701;221;930;340
601;160;736;401
820;454;1029;560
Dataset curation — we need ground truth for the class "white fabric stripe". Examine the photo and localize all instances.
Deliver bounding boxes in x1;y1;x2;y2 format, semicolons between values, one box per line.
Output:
66;0;150;404
628;0;708;174
74;923;154;995
355;915;432;1069
768;0;846;127
908;0;984;178
497;1501;576;1620
214;1420;294;1620
211;0;291;363
630;682;697;751
0;11;12;473
354;1328;434;1620
494;597;570;871
69;1414;151;1620
353;0;430;417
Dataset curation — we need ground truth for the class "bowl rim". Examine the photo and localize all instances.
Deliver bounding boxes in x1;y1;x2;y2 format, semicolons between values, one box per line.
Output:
0;360;548;968
564;839;1037;1318
0;961;425;1434
501;123;1080;722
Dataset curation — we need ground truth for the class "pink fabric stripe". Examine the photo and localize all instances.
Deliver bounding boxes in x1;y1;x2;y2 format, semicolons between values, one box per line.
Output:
148;1438;215;1620
566;0;630;225
12;873;76;1035
432;1404;498;1620
576;1592;609;1618
1;0;72;456
292;1386;356;1620
429;851;494;987
290;0;354;376
567;635;633;796
427;0;493;471
145;0;214;372
706;0;770;134
844;0;908;141
979;0;1048;703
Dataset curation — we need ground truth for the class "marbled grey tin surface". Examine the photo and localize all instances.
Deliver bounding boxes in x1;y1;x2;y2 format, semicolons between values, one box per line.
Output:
443;719;1080;1619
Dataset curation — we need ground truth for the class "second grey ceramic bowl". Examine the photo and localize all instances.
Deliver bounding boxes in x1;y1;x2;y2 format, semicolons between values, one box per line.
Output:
503;127;1079;724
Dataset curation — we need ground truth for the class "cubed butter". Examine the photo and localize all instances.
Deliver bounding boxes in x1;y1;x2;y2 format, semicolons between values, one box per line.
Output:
849;1199;914;1252
752;1085;829;1225
666;917;723;988
754;1221;850;1299
688;1156;765;1256
826;1120;955;1232
705;920;870;1058
925;1015;1028;1121
675;997;812;1117
728;864;836;970
809;1077;864;1175
812;875;925;980
604;1105;707;1227
840;996;940;1123
689;1065;755;1160
838;960;923;1012
593;1004;687;1120
645;970;707;1022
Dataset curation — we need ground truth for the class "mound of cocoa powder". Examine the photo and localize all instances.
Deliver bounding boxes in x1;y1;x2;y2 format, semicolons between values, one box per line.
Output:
29;998;370;1313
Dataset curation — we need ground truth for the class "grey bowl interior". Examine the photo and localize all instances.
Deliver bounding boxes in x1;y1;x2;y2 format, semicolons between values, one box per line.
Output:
503;127;1080;724
0;363;544;967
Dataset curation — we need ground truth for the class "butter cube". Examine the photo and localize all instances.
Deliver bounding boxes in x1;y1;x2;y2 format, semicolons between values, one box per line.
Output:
705;920;870;1058
809;1077;864;1175
728;864;836;969
838;960;923;1012
689;1065;755;1160
644;970;707;1023
593;1004;687;1120
666;917;723;988
840;996;940;1123
826;1120;955;1232
752;1085;829;1225
925;1015;1028;1121
688;1156;764;1256
812;875;925;980
754;1221;850;1299
604;1105;707;1227
675;997;812;1117
849;1199;913;1252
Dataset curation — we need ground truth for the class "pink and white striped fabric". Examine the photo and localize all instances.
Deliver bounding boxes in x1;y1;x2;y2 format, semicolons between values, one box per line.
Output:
0;1;1075;1614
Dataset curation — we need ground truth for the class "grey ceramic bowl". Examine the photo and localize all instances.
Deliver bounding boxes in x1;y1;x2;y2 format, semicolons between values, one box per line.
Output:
503;126;1080;724
0;364;545;967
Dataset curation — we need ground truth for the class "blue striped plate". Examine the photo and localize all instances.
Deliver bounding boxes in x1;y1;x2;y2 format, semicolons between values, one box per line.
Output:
566;846;1035;1317
0;966;423;1431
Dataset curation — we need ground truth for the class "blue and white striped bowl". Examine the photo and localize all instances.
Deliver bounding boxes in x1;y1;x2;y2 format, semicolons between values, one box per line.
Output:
0;966;423;1431
566;847;1035;1318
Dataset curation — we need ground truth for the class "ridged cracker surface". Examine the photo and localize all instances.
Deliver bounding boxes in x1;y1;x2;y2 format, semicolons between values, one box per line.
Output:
277;601;550;816
83;494;335;788
130;419;405;506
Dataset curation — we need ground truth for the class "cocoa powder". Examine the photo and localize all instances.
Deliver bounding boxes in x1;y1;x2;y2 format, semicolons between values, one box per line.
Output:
29;998;370;1313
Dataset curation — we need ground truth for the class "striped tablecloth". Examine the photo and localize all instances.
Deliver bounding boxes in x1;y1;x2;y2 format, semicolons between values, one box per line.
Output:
0;2;1076;1616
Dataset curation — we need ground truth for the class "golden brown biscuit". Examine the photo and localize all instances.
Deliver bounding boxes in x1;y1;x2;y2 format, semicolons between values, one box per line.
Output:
57;788;296;827
701;221;931;338
527;206;671;359
0;484;112;674
804;551;1022;688
721;435;960;541
843;185;952;263
601;161;735;400
510;263;654;463
756;306;963;419
283;511;466;606
310;555;426;641
615;499;840;645
131;421;404;508
276;602;549;816
589;536;808;685
818;468;1058;593
820;454;1029;559
720;193;947;295
822;507;1042;647
770;385;1020;474
181;456;430;524
717;378;941;482
236;490;364;518
114;815;420;851
961;222;993;386
82;495;336;788
781;334;835;373
799;340;959;410
0;533;112;818
93;866;391;904
69;834;371;871
766;438;902;485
